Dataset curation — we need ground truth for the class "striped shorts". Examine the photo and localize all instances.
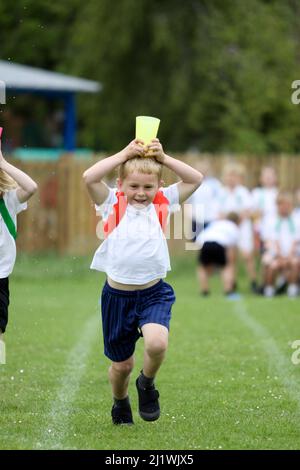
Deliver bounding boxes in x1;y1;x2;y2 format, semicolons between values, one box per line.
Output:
0;277;9;333
100;279;176;362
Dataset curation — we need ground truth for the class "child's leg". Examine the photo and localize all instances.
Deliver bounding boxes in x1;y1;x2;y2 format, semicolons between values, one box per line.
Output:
109;355;135;400
197;265;211;294
239;220;256;287
135;323;168;422
221;247;236;293
265;260;279;286
141;323;168;378
109;355;135;425
263;258;279;296
221;265;235;293
136;282;174;421
241;250;257;283
285;258;300;297
286;258;300;284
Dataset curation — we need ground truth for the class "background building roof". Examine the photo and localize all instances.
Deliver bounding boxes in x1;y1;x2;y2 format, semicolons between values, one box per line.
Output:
0;60;101;93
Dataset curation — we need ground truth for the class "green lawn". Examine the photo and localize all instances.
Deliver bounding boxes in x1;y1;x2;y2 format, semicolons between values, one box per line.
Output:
0;253;300;450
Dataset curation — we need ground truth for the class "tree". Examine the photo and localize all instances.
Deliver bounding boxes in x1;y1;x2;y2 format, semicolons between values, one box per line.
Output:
1;0;300;153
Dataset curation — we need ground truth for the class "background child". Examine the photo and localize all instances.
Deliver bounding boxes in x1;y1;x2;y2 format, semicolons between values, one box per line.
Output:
252;166;278;251
217;163;257;292
83;138;203;425
185;159;223;241
261;191;300;298
195;212;240;298
293;188;300;223
0;138;38;364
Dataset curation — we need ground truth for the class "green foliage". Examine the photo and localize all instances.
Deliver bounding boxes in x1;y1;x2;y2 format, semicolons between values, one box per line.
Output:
0;0;80;68
1;0;300;153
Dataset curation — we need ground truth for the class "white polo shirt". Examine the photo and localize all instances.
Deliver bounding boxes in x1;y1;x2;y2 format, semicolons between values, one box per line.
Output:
217;185;253;214
187;177;223;223
91;184;180;284
196;219;239;248
216;185;254;252
261;214;300;256
252;187;278;218
0;189;27;278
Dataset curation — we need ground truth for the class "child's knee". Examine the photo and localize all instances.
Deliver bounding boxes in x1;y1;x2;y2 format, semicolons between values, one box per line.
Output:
111;357;134;376
262;252;276;268
145;338;168;358
289;257;300;268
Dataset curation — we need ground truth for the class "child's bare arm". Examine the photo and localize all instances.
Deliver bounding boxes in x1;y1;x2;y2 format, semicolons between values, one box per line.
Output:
0;145;38;203
162;154;203;203
147;139;203;204
83;139;145;205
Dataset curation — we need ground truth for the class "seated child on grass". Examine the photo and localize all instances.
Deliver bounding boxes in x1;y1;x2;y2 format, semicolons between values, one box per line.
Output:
261;191;300;298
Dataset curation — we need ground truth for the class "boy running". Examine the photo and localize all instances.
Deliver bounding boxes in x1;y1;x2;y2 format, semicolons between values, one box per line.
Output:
83;138;203;425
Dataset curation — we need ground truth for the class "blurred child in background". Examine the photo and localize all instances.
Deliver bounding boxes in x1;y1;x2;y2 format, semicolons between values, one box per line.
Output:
196;212;240;298
217;163;257;293
252;166;278;251
261;191;300;298
185;159;223;241
293;188;300;223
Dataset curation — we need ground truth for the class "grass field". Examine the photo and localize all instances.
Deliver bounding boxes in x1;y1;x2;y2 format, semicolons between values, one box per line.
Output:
0;253;300;450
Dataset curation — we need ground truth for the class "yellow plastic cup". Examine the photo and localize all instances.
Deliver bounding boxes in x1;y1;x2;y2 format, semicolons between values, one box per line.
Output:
135;116;160;147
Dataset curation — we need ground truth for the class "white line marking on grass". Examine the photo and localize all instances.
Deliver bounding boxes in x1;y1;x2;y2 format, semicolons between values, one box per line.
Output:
36;314;99;450
233;300;300;409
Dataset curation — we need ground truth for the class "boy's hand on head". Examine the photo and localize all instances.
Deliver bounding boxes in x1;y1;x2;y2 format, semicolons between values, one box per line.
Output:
122;139;145;161
145;139;165;163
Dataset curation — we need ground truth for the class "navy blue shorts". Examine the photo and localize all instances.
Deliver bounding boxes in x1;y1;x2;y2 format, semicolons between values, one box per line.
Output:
0;277;9;333
100;279;176;362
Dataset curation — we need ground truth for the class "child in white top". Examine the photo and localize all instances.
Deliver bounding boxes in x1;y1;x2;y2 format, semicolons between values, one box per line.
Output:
293;188;300;224
83;138;203;425
261;191;300;297
252;167;278;220
196;212;240;297
185;159;223;240
0;139;38;363
252;166;278;248
217;163;257;292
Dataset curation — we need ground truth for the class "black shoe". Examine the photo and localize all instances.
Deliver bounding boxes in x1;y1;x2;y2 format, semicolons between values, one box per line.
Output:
111;403;134;425
250;281;259;294
256;284;265;295
275;280;288;295
201;290;210;297
136;377;160;421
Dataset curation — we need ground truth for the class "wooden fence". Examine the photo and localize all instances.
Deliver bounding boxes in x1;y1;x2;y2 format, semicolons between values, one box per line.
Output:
13;152;300;256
